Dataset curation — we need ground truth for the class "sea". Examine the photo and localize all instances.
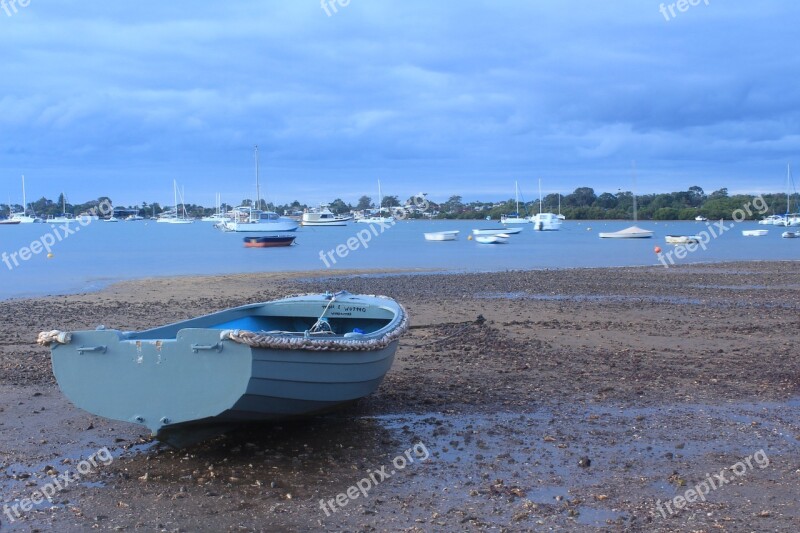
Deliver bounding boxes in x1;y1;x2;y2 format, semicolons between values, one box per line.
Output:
0;219;796;300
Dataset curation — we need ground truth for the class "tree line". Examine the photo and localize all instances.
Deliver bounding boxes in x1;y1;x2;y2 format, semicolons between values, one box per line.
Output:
2;186;795;221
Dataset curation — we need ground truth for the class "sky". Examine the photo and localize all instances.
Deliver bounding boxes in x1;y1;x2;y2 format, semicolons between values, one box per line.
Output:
1;0;799;208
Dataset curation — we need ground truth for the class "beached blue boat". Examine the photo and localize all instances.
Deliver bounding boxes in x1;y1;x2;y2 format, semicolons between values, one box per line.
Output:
38;292;408;442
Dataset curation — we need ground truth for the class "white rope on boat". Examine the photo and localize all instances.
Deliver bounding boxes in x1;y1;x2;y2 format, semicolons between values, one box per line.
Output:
36;330;72;347
37;294;409;352
221;303;409;352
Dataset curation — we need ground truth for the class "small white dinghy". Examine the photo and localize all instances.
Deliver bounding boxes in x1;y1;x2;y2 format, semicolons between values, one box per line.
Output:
742;229;769;237
781;231;799;238
474;234;509;244
472;227;522;236
424;230;459;241
665;235;701;245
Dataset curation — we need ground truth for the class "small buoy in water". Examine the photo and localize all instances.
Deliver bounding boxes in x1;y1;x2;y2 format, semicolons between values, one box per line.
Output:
654;246;661;254
587;227;591;231
467;235;473;240
47;253;54;259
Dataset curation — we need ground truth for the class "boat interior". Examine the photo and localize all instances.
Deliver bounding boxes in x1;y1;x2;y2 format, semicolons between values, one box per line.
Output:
124;304;396;340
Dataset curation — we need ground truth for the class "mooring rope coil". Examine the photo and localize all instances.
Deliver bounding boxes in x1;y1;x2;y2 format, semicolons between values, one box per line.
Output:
221;306;408;352
37;294;409;352
36;330;72;347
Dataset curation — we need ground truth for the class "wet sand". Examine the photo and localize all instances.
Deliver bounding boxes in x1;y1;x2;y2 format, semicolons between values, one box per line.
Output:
1;262;799;532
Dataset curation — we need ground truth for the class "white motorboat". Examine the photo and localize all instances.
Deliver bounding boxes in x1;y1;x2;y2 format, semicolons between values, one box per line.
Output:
665;235;701;244
742;229;768;237
424;230;459;241
472;227;522;236
695;215;708;222
781;231;799;238
104;216;120;223
474;234;509;244
219;207;299;232
759;215;784;225
531;179;561;230
531;212;562;231
302;205;352;226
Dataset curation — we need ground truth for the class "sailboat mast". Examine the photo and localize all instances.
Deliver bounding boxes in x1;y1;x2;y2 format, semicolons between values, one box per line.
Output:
515;181;520;214
632;161;638;223
788;164;791;215
538;178;543;214
378;180;382;215
254;145;261;211
173;180;178;219
21;175;26;215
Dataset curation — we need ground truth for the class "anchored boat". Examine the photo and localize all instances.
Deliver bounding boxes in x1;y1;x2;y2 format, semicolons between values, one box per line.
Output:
665;235;701;245
424;230;459;241
742;229;768;237
474;233;509;244
39;292;408;442
243;235;296;248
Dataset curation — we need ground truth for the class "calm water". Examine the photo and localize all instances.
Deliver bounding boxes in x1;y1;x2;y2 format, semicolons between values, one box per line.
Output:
0;219;796;300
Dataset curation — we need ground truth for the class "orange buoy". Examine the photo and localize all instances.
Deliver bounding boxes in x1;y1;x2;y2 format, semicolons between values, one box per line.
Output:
654;246;662;254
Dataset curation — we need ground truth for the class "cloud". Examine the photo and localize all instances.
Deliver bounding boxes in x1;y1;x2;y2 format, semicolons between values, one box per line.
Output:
1;1;799;205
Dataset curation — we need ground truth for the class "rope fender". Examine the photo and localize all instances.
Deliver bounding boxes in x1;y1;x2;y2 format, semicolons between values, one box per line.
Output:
221;304;408;352
37;330;72;347
36;295;409;352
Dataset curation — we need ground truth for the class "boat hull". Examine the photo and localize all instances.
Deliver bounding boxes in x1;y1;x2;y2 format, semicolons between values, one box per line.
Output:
742;230;769;237
530;213;562;231
474;235;508;244
243;236;296;248
301;220;349;226
665;235;700;244
473;227;521;236
424;231;459;241
221;220;299;232
599;225;653;239
44;293;407;440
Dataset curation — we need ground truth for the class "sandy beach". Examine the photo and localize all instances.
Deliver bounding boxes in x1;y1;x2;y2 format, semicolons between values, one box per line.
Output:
1;262;799;532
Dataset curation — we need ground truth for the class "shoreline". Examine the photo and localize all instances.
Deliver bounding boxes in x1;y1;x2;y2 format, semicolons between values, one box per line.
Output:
6;258;798;304
1;260;798;531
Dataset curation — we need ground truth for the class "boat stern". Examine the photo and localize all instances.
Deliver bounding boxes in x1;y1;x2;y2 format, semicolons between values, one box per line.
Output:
49;328;253;435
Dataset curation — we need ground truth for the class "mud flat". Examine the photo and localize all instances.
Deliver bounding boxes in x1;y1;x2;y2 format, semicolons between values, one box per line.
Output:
1;262;799;531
